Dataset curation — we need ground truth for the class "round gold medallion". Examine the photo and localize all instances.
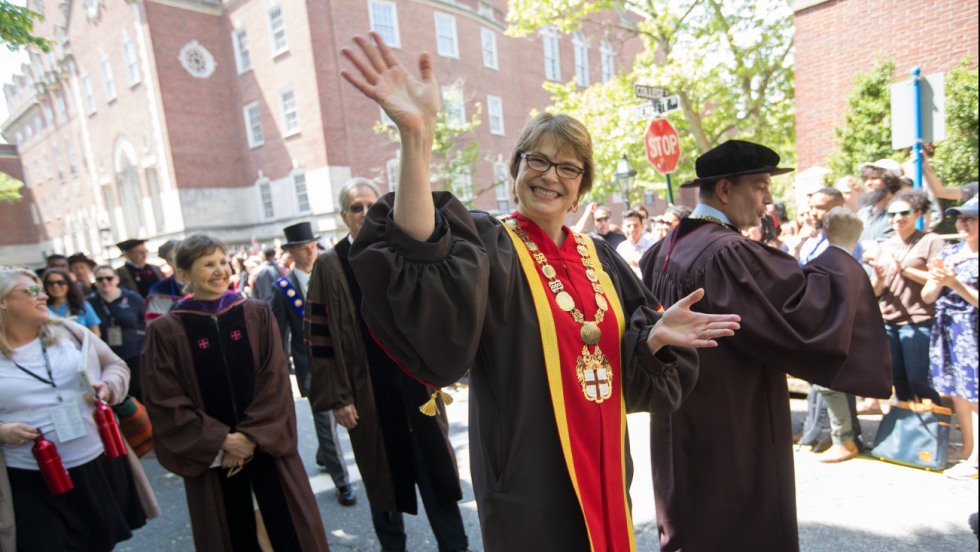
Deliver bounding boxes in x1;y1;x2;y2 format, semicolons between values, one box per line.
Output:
580;322;601;345
525;241;538;251
555;291;575;312
542;265;556;279
595;293;608;311
585;269;598;282
577;245;589;257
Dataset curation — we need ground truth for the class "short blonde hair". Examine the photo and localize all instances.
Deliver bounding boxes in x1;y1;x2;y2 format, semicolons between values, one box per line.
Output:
0;268;62;358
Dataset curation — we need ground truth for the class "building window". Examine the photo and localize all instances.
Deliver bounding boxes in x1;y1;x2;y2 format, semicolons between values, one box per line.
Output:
243;102;264;148
487;94;504;135
43;102;54;127
293;172;310;213
481;28;498;70
54;92;67;121
268;6;288;54
43;153;52;179
101;56;116;102
65;140;77;176
386;157;399;192
600;41;615;83
53;148;64;180
280;89;299;134
441;85;464;129
81;72;96;114
434;12;458;58
259;180;274;218
147;167;165;232
573;32;589;87
368;0;400;48
123;37;141;85
542;28;561;82
452;171;472;203
233;28;252;73
379;107;395;127
494;159;510;212
22;166;30;188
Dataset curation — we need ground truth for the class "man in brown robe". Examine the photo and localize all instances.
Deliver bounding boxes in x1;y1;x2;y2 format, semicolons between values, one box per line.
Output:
640;140;892;552
306;178;469;552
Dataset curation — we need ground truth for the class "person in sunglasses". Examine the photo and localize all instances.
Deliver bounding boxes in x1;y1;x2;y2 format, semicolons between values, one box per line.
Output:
87;266;146;401
868;189;945;404
43;268;101;337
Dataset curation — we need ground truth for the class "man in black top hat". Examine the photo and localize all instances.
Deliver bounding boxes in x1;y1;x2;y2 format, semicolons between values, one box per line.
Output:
270;222;355;506
640;140;892;551
115;239;165;298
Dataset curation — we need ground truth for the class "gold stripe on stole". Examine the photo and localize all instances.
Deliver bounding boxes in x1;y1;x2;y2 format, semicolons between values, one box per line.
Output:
580;234;636;552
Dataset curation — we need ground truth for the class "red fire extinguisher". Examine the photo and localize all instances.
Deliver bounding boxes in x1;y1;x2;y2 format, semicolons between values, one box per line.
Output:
32;430;74;495
93;400;127;459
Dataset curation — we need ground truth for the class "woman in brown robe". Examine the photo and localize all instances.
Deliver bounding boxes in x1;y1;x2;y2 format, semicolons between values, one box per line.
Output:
141;234;329;552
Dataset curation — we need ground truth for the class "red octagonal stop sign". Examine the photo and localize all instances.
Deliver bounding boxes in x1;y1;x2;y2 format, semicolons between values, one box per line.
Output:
645;118;681;174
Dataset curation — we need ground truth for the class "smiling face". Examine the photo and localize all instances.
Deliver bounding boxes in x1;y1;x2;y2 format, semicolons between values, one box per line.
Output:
514;133;584;236
2;274;51;329
94;267;119;296
954;215;978;246
887;199;919;238
806;192;843;228
42;272;71;303
623;215;644;242
177;248;231;301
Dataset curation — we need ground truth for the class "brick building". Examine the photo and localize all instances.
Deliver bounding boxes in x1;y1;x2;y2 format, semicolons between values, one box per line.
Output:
793;0;978;187
2;0;639;268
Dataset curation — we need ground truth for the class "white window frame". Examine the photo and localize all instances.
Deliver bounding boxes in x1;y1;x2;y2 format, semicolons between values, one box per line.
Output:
600;41;615;83
434;12;459;58
494;159;510;212
293;171;311;213
53;147;64;180
487;94;504;136
43;102;54;127
123;36;141;86
573;32;589;87
81;72;96;114
368;0;400;48
257;179;274;219
386;157;400;193
481;28;498;70
453;170;473;203
441;85;465;129
54;92;67;122
233;28;252;74
101;56;117;102
243;102;264;148
268;6;288;55
65;139;77;176
280;89;299;135
542;28;561;82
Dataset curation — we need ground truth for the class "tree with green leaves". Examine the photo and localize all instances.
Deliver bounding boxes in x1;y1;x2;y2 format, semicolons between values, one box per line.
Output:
0;170;23;201
826;59;978;190
0;0;48;52
507;0;796;203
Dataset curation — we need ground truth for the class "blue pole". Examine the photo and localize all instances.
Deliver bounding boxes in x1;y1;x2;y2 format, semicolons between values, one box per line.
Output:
912;67;924;230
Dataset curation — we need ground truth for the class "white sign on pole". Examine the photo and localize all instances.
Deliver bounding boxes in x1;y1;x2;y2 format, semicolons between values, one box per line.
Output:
890;73;946;150
634;84;670;100
631;103;661;121
659;95;681;114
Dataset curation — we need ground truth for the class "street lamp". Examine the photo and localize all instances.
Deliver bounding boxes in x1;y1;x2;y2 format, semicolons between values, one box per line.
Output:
614;154;637;210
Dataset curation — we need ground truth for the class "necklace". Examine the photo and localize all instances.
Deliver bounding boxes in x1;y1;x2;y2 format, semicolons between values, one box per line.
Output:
503;216;614;403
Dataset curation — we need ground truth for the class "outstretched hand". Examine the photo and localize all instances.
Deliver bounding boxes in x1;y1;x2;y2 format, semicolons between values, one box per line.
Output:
340;32;440;136
647;288;740;354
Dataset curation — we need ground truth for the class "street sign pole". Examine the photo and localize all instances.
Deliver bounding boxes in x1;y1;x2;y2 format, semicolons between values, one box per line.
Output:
912;66;923;230
664;173;674;205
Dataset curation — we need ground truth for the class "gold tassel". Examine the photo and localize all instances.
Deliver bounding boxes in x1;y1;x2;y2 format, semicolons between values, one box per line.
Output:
419;391;439;416
438;389;454;405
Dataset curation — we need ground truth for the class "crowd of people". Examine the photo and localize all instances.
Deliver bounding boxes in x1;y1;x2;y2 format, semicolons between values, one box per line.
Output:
1;30;976;552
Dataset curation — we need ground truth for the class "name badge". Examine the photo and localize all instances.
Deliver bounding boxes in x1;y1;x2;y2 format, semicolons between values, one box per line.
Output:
107;326;123;347
50;400;88;443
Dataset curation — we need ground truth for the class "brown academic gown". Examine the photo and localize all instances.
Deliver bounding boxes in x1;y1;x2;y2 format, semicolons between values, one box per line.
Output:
349;192;700;551
141;297;329;552
640;218;892;552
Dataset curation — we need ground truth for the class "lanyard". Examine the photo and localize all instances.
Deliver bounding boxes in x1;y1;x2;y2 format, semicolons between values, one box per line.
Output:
11;341;63;402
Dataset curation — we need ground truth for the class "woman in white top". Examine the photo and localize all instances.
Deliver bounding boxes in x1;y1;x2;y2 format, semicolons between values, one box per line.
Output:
0;267;156;551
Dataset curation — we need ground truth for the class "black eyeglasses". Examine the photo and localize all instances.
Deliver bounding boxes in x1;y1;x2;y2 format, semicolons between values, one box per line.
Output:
347;202;374;214
95;276;115;282
595;217;610;223
521;153;585;179
45;279;69;287
887;210;913;218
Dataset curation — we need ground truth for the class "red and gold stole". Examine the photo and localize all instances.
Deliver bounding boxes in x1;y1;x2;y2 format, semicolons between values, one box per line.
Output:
502;213;635;552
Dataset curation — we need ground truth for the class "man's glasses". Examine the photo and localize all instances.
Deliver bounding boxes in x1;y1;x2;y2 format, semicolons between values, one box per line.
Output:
887;210;913;219
347;202;374;214
521;153;585;180
95;276;115;282
956;216;978;223
595;217;610;223
45;279;69;287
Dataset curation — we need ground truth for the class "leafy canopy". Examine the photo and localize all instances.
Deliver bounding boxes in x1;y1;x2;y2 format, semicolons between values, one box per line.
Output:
0;0;48;52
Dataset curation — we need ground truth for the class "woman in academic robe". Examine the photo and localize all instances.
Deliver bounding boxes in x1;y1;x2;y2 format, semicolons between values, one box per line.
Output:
337;33;740;551
141;234;329;552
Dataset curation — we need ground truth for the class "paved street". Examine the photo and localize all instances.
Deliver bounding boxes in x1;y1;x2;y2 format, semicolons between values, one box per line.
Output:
118;387;978;551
